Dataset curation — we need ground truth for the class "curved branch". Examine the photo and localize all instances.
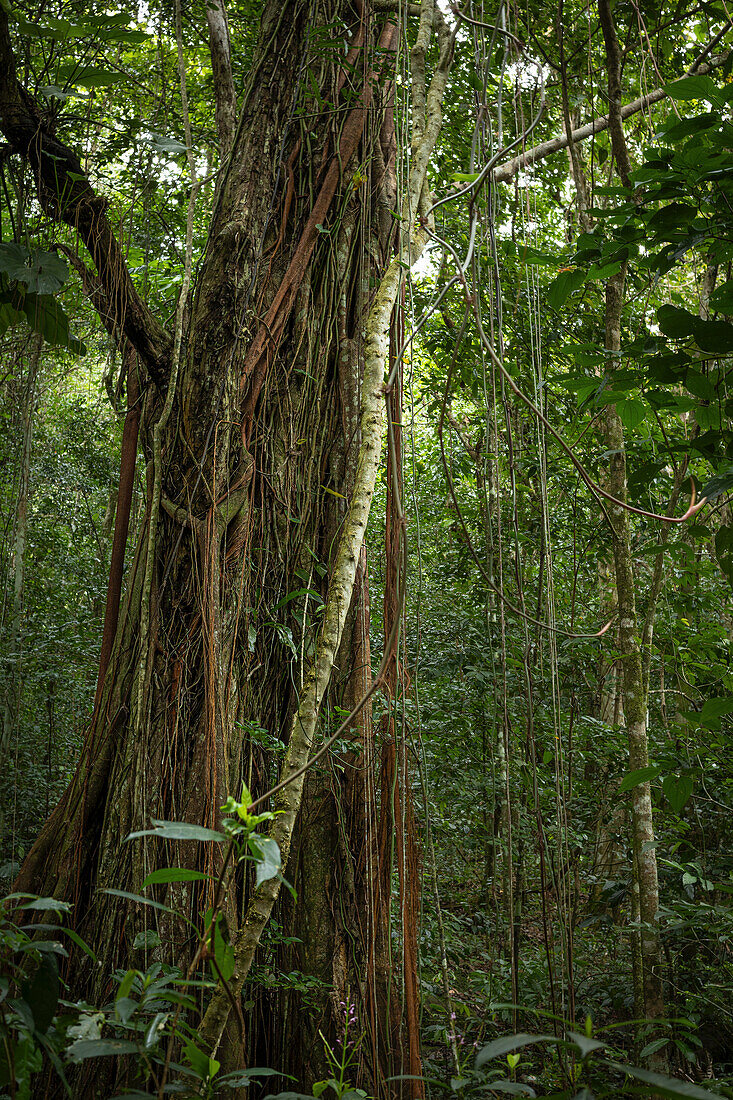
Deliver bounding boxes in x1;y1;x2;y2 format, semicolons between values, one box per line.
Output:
0;10;172;384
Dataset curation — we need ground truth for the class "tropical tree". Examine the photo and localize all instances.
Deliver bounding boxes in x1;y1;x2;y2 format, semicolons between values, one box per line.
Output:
0;0;452;1089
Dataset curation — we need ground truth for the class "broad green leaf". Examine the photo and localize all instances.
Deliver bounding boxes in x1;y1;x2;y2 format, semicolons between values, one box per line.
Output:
694;405;720;432
665;75;722;103
694;319;733;355
18;251;69;295
476;1033;555;1067
18;897;71;913
657;305;698;339
210;915;235;982
657;112;718;142
699;697;733;721
567;1031;605;1059
126;820;226;843
663;775;693;814
618;765;661;792
0;299;24;335
142;868;211;887
700;467;733;501
250;836;282;887
148;134;188;155
66;1039;138;1063
21;955;58;1034
133;929;161;951
710;280;733;315
39;84;85;101
615;397;646;430
547;269;586;310
183;1041;220;1080
115;997;137;1024
16;290;85;353
72;68;125;88
608;1059;723;1098
647;202;697;232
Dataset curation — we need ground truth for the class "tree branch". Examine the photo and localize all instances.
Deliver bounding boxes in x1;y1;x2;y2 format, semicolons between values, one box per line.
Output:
206;0;237;157
493;44;730;185
0;10;172;385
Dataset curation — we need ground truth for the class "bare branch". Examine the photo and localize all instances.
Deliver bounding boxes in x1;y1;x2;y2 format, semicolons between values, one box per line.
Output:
206;0;237;157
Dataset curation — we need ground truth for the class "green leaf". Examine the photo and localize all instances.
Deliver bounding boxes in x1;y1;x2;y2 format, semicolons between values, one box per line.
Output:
700;467;733;501
21;955;58;1034
62;927;97;962
66;1039;139;1063
250;836;282;887
18;897;72;913
142;868;211;887
640;1038;671;1059
694;319;733;355
16;289;85;353
657;305;698;339
665;75;722;103
567;1031;605;1059
0;298;24;336
615;397;646;431
144;1012;168;1049
699;696;733;721
133;929;161;951
100;888;176;914
475;1034;555;1068
647;202;697;232
618;765;661;792
72;67;125;88
710;280;733;315
148;134;188;155
608;1059;723;1098
115;997;137;1025
663;775;693;814
210;915;235;982
547;269;586;310
183;1041;220;1081
126;820;226;843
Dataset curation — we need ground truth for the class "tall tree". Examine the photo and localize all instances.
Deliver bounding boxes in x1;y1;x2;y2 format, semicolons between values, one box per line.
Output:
0;0;452;1090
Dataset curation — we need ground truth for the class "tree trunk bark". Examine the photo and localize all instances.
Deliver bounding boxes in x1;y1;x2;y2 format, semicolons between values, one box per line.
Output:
1;334;41;769
602;273;667;1043
8;1;453;1094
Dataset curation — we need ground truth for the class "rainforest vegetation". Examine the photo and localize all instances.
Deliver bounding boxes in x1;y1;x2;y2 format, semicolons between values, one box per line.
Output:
0;0;733;1097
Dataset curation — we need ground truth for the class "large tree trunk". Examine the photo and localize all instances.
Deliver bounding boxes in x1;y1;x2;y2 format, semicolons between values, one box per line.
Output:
12;0;403;1090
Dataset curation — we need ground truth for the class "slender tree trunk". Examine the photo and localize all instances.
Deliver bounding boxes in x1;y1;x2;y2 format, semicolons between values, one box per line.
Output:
597;0;666;1059
1;335;41;768
602;275;666;1038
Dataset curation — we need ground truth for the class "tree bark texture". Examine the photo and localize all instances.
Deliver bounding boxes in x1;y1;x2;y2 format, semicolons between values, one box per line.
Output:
6;1;416;1093
0;335;41;768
